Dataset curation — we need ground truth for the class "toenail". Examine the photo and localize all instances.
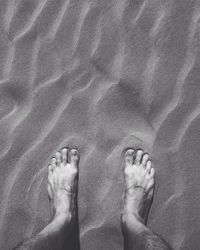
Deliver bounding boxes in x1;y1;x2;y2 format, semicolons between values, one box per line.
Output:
71;149;78;155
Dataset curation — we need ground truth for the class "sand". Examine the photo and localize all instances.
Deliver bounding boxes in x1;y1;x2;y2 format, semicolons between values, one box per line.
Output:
0;0;200;249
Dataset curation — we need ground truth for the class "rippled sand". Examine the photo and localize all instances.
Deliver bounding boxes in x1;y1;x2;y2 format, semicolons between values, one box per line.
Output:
0;0;200;249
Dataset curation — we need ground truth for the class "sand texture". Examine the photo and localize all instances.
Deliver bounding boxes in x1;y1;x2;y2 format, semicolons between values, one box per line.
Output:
0;0;200;249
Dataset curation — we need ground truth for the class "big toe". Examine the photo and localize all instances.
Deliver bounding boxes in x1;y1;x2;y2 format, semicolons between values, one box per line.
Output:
124;149;134;166
61;147;69;165
69;148;80;168
135;149;143;165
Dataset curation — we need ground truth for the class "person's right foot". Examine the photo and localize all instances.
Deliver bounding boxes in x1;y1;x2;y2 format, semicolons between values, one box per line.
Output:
122;149;155;226
48;147;79;224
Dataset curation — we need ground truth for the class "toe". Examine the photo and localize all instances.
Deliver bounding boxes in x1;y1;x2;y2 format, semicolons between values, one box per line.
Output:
48;165;53;177
51;157;57;169
61;147;68;165
124;149;134;166
48;165;53;187
47;185;53;200
146;160;152;173
142;153;149;167
150;167;155;177
135;149;143;165
69;148;79;168
55;151;62;166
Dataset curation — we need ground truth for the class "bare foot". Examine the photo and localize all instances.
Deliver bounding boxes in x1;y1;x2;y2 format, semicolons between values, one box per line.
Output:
48;148;79;224
122;149;155;226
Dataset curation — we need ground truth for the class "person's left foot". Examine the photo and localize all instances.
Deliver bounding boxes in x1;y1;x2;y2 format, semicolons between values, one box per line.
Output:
121;149;155;226
48;147;79;224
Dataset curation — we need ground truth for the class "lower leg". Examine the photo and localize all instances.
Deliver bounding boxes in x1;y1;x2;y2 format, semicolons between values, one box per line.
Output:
122;215;172;250
121;149;172;250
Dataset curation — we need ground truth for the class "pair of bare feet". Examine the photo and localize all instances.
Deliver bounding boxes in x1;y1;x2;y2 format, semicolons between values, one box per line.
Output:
17;147;171;250
47;148;155;245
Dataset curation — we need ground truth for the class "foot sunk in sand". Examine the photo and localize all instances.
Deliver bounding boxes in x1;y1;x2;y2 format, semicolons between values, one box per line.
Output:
48;147;79;222
121;149;171;250
122;149;155;225
15;148;80;250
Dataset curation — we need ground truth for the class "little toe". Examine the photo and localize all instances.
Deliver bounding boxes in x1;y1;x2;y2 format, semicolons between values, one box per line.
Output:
146;160;152;173
48;165;53;187
142;154;149;167
150;167;155;178
124;149;134;166
48;165;53;176
61;147;68;165
55;151;62;166
47;185;53;200
51;157;57;169
135;149;143;165
69;148;80;168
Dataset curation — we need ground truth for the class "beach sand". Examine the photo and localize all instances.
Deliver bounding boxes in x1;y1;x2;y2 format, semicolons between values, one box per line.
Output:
0;0;200;249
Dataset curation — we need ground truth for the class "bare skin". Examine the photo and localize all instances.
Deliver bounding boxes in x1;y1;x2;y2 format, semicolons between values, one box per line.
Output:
14;148;80;250
121;149;172;250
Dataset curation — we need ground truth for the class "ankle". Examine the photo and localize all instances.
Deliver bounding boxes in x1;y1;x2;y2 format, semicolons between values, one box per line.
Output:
54;211;73;225
53;191;72;215
121;210;145;230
